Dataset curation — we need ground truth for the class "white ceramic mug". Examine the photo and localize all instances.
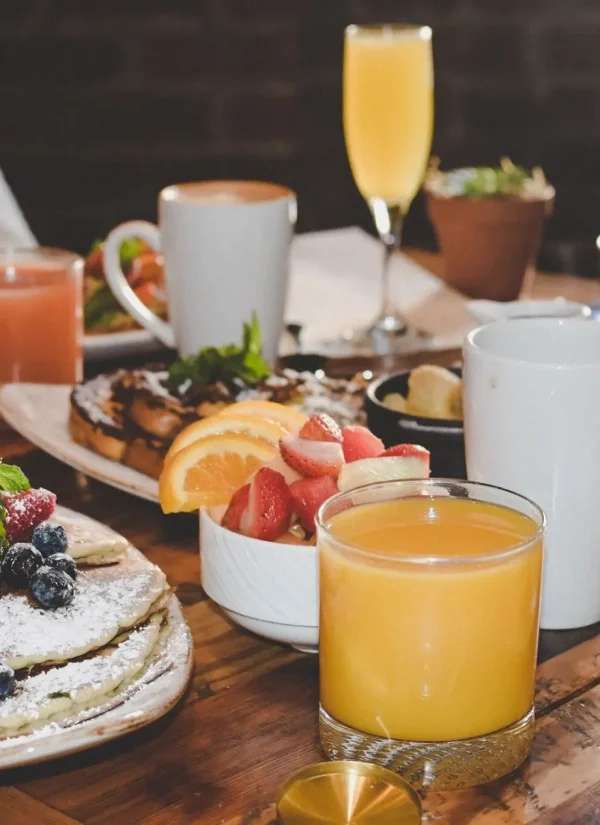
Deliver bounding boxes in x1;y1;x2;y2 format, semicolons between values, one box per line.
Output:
463;318;600;630
103;180;297;361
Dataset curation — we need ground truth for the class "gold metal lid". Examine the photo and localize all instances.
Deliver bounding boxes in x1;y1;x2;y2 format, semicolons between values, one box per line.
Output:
276;761;422;825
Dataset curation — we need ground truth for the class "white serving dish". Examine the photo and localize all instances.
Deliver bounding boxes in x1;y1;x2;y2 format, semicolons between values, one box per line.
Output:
467;298;592;325
199;509;318;653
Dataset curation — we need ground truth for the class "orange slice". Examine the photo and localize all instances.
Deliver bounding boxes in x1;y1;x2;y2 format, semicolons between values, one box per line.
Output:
165;414;289;464
218;399;307;434
159;433;276;513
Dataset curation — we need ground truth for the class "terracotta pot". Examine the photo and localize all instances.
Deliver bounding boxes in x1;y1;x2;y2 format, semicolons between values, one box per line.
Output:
426;192;555;301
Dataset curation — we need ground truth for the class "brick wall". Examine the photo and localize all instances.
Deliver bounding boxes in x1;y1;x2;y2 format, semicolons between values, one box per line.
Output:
2;0;599;275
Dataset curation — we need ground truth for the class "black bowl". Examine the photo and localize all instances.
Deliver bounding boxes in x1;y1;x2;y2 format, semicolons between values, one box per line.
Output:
366;368;466;479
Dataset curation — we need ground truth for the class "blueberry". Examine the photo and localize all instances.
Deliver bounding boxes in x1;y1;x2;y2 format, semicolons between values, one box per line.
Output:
31;522;68;558
1;543;44;588
46;553;77;580
0;663;15;699
30;566;75;609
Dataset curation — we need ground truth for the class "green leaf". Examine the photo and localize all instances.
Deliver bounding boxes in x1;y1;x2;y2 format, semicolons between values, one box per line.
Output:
119;238;145;269
84;283;120;328
166;314;271;390
0;462;30;493
48;691;71;700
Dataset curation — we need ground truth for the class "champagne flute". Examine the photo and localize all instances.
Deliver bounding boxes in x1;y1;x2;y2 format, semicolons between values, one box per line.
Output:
341;23;433;355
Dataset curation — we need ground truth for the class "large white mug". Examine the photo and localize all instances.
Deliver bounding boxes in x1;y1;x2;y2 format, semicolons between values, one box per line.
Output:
463;317;600;630
103;180;297;361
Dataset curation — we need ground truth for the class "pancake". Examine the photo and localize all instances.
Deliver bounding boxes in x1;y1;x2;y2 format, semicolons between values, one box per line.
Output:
0;614;164;736
53;506;129;566
1;547;168;671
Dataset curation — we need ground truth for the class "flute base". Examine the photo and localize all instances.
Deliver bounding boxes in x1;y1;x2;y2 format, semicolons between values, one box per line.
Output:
314;319;429;358
319;705;535;791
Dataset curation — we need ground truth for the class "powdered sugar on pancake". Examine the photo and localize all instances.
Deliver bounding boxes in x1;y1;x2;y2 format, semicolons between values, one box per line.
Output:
52;506;128;565
1;547;168;671
0;615;163;734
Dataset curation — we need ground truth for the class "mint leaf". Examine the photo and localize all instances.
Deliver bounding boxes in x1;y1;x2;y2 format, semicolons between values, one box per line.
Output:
0;462;30;493
167;314;271;390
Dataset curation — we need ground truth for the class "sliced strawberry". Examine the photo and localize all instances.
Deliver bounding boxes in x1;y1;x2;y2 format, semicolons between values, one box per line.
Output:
280;435;344;478
221;484;250;533
290;476;338;533
299;413;342;443
2;488;56;543
380;444;431;468
341;425;384;462
244;467;292;541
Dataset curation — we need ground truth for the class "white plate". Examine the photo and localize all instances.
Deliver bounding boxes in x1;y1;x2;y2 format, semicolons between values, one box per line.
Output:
0;384;159;502
0;508;193;770
84;328;164;361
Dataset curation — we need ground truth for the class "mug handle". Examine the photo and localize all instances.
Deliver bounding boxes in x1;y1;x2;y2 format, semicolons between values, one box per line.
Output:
103;220;175;349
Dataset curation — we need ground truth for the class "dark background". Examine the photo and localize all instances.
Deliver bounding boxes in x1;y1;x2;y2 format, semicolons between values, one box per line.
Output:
2;0;599;276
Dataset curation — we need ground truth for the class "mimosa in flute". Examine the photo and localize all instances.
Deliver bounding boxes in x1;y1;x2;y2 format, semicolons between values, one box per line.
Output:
341;24;433;354
317;479;545;791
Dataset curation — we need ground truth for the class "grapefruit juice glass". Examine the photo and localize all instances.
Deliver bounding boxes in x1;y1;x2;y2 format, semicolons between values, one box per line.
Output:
317;479;545;791
0;248;83;384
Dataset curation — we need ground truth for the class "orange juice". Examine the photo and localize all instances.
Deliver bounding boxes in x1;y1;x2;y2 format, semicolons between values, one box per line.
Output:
343;26;434;209
319;496;543;743
0;253;83;384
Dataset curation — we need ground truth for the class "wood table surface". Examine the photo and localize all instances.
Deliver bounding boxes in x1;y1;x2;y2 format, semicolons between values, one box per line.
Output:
3;256;600;824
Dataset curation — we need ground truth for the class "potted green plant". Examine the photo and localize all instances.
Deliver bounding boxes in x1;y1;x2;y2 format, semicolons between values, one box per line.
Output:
425;159;555;301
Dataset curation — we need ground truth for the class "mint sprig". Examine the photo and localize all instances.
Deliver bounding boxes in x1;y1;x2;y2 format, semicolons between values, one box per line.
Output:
0;462;30;548
167;313;271;389
0;462;30;494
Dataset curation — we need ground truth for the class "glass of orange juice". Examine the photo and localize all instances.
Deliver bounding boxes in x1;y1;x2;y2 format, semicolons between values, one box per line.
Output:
0;248;83;384
317;479;545;791
338;24;433;356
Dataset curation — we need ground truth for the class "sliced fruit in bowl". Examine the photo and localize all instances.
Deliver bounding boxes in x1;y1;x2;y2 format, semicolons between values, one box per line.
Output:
165;414;290;464
159;432;277;512
159;400;431;650
338;444;430;493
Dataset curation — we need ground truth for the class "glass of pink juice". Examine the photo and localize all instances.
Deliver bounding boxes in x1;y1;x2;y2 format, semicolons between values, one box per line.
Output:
0;248;83;384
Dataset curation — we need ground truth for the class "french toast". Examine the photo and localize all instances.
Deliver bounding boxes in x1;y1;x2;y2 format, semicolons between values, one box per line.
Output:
70;366;367;479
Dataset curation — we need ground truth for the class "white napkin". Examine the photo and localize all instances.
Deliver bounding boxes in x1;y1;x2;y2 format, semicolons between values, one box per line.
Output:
0;169;37;247
287;227;473;354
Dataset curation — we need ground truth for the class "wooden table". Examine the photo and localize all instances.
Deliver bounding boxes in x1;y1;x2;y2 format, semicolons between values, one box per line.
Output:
3;259;600;824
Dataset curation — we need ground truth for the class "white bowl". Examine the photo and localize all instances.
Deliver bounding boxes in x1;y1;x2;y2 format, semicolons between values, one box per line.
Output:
467;298;592;325
199;509;318;652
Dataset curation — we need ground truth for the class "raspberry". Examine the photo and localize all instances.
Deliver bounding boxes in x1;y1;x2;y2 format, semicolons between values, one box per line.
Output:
2;488;57;544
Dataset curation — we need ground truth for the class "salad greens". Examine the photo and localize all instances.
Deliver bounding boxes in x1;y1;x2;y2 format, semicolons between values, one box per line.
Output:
89;237;146;270
167;313;271;389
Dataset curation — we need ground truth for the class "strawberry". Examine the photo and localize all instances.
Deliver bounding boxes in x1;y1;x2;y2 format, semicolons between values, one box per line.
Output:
299;414;342;443
244;467;292;541
280;435;344;478
289;476;338;533
221;484;250;533
2;488;56;543
341;425;384;462
380;444;430;467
